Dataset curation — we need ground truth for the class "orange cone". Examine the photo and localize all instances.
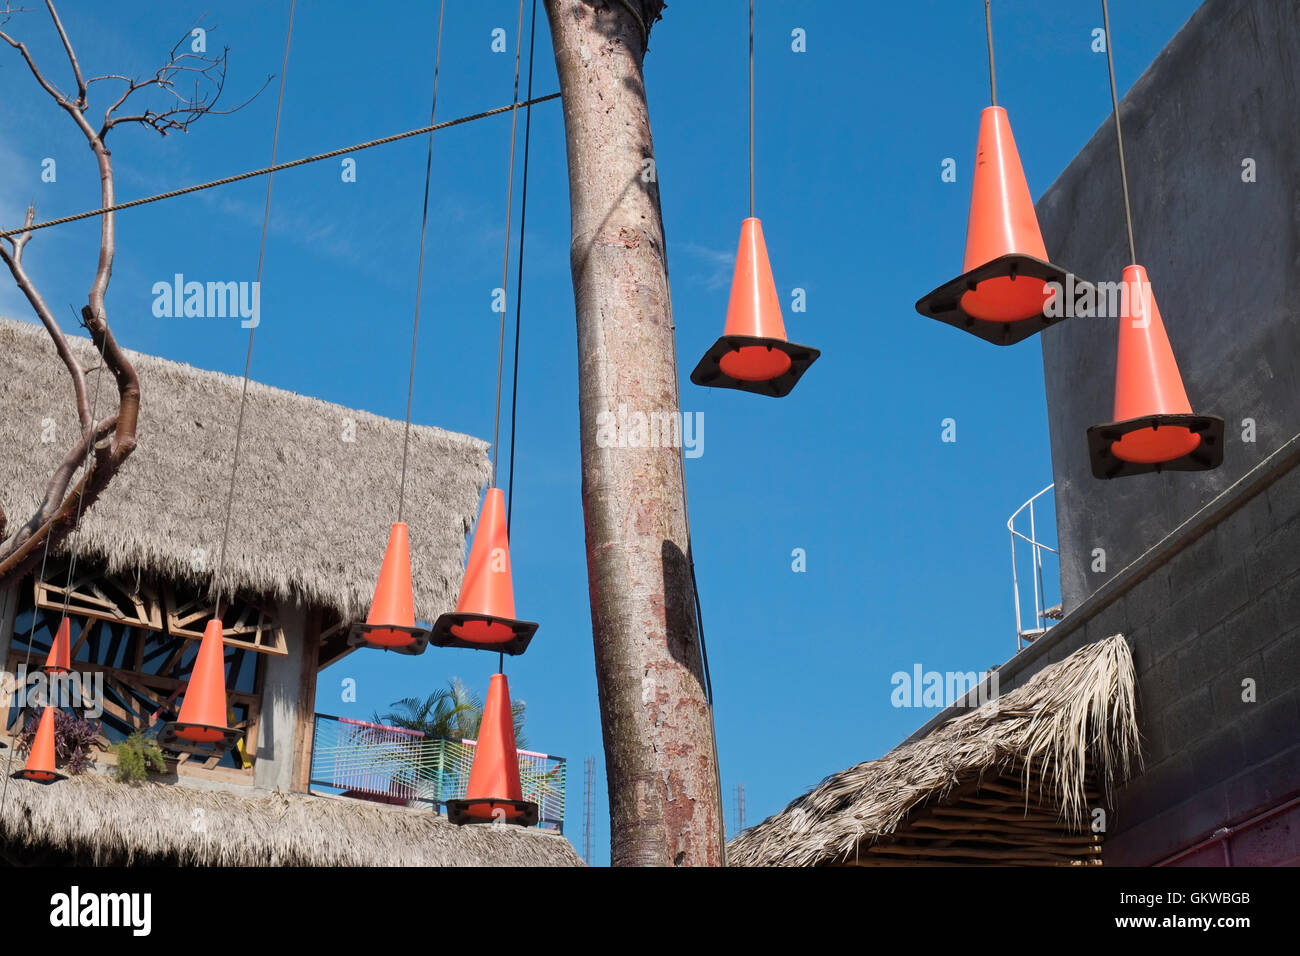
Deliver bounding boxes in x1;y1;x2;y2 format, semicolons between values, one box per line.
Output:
348;522;429;655
690;218;819;397
1086;265;1223;478
445;673;538;827
159;618;241;755
430;488;538;656
44;618;71;675
916;107;1075;346
13;707;65;784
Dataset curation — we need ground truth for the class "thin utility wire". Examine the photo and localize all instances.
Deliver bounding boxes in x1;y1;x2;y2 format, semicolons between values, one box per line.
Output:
1101;0;1138;264
748;0;754;218
213;0;295;610
0;93;561;243
397;0;448;524
0;314;109;820
491;0;528;488
985;0;998;107
506;0;539;538
669;8;725;862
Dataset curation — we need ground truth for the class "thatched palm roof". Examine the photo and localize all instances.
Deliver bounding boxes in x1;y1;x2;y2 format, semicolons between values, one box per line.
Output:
0;772;583;866
727;635;1139;866
0;317;491;622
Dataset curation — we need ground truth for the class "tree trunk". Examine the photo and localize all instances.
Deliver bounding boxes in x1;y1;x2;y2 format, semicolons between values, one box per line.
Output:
544;0;724;866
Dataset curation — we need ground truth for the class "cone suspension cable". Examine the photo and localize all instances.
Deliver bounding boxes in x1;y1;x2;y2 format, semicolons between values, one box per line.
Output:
914;0;1076;346
1085;2;1222;479
690;0;819;396
350;0;449;655
162;3;297;756
431;0;539;655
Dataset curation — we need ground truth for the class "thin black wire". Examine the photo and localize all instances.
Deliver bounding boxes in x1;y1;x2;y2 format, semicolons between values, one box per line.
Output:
748;0;754;218
491;0;528;489
0;314;109;818
1101;0;1138;264
506;0;539;540
213;0;295;611
0;94;561;242
677;6;723;859
985;0;998;107
397;0;448;523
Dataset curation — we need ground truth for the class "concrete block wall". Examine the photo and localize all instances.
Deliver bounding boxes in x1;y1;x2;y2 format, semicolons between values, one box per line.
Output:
1034;0;1300;611
1103;459;1300;864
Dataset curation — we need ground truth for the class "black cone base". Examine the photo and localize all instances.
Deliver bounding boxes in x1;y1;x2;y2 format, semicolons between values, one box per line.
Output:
428;613;538;657
445;798;540;828
12;769;66;785
158;721;242;757
346;622;430;656
689;335;820;398
915;254;1072;346
1086;414;1225;479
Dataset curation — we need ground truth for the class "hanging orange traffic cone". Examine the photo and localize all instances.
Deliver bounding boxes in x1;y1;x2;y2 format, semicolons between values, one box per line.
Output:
348;522;430;655
445;673;538;827
12;707;65;784
43;618;71;675
1086;264;1222;478
916;106;1075;346
430;488;538;656
690;218;819;397
159;618;242;755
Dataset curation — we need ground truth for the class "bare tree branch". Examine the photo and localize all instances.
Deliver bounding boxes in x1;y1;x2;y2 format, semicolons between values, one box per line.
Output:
0;207;94;435
0;0;263;586
44;0;86;108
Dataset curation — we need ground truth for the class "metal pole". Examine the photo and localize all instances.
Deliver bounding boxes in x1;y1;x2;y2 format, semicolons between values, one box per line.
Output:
1028;499;1043;630
1010;521;1023;650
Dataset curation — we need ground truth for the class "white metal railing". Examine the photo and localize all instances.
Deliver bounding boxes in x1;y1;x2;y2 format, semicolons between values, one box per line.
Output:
1008;484;1061;652
309;714;567;831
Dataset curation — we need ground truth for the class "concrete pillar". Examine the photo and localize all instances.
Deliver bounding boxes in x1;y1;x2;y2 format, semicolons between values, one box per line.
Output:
254;601;308;791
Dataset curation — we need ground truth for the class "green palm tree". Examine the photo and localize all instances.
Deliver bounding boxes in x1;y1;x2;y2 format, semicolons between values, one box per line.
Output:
376;678;527;749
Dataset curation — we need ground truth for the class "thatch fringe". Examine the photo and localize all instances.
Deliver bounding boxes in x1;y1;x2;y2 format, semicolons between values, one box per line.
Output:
0;317;491;622
727;635;1140;867
0;771;583;867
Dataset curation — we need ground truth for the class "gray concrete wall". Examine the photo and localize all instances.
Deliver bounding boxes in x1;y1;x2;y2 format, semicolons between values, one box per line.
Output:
1035;0;1300;610
1099;456;1300;864
253;602;308;792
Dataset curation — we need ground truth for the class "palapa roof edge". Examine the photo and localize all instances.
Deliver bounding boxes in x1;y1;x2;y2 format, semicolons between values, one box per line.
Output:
0;771;583;867
727;634;1140;867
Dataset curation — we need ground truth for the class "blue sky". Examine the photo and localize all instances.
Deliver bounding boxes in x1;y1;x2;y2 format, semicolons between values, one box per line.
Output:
0;0;1203;863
